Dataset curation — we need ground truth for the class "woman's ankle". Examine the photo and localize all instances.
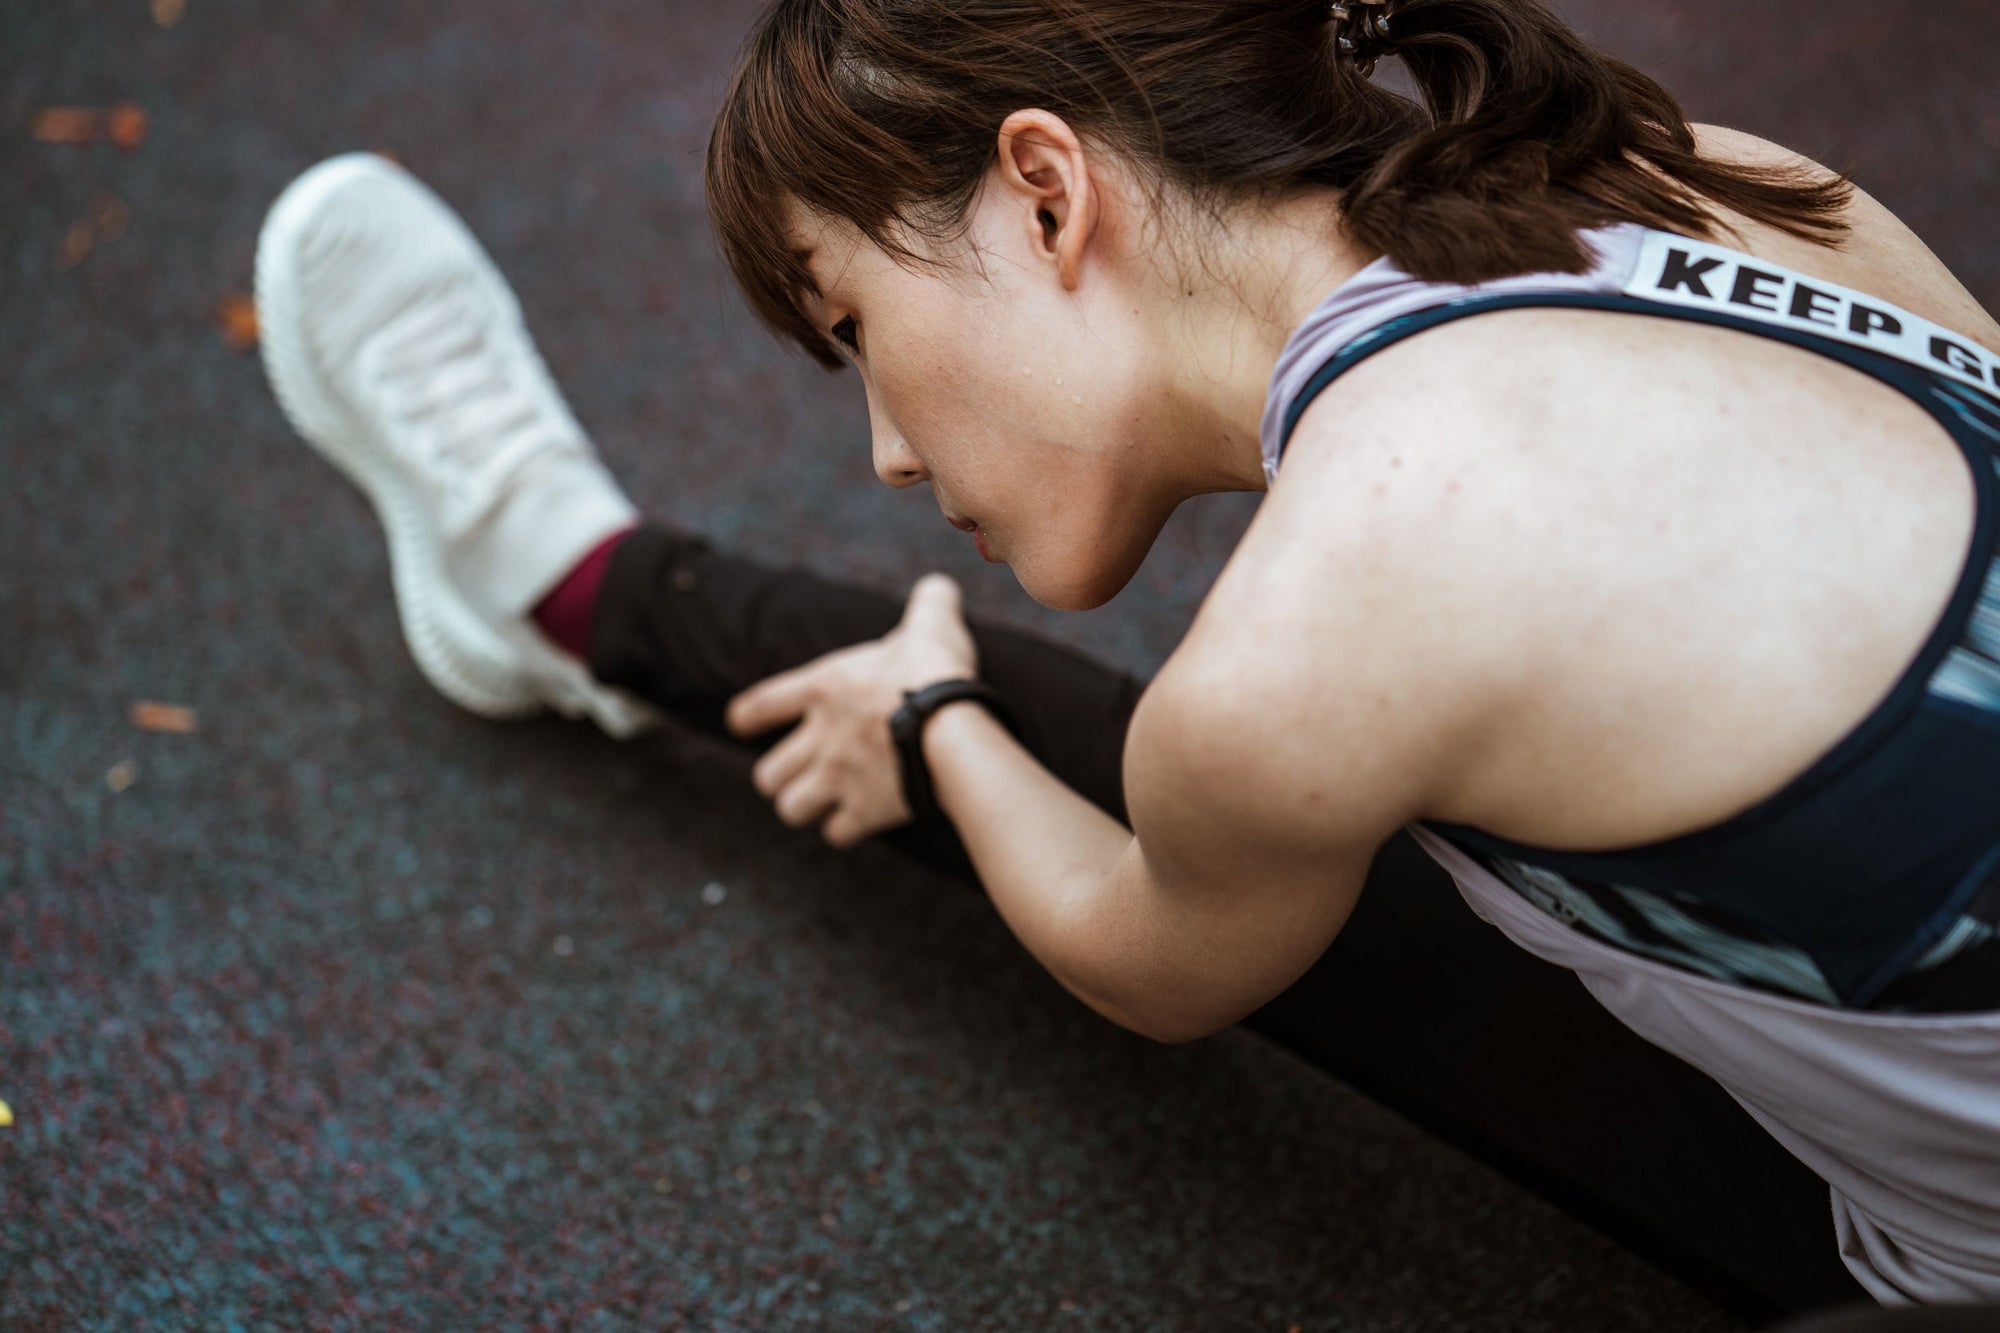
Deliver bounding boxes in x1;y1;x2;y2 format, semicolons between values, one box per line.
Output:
531;527;635;662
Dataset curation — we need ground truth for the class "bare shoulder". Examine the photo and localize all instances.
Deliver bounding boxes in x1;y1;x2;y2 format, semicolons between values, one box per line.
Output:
1688;122;1824;175
1691;123;2000;347
1131;377;1544;848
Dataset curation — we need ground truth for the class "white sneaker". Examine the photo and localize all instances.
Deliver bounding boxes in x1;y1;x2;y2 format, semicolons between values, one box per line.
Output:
256;152;659;738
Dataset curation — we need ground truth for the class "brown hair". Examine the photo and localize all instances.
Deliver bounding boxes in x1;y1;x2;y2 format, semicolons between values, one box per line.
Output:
706;0;1852;368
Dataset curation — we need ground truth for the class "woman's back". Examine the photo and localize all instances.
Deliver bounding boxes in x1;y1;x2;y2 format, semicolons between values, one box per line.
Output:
1232;130;2000;1298
1244;124;2000;856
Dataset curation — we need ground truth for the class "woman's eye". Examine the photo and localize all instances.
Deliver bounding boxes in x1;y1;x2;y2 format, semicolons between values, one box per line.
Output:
830;315;859;353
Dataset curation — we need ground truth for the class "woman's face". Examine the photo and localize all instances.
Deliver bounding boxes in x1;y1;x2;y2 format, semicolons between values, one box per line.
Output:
790;175;1187;611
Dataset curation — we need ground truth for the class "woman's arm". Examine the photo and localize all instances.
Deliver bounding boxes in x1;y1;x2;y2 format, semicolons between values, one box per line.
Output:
727;551;1453;1042
920;678;1386;1043
915;702;1154;1026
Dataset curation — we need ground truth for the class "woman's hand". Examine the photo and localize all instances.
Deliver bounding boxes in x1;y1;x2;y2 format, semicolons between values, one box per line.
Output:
725;573;979;847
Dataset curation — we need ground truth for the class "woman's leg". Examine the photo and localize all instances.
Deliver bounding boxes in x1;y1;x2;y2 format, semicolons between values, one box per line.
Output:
583;524;1143;875
1255;835;1866;1320
577;522;1866;1320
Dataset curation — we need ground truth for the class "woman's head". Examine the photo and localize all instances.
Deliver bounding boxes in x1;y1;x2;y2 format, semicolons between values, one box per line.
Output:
709;0;1409;607
773;106;1254;610
707;0;1849;608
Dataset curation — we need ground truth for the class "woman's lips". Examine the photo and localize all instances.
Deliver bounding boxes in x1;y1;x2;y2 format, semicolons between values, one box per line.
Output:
946;514;997;562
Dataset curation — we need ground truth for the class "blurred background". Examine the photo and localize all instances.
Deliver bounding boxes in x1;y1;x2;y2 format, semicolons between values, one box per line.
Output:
4;0;1996;1327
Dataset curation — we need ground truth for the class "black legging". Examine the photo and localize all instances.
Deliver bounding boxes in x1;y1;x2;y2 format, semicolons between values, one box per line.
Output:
589;524;1870;1322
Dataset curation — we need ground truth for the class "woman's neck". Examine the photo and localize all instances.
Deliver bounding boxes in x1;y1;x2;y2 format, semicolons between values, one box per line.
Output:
1154;191;1378;494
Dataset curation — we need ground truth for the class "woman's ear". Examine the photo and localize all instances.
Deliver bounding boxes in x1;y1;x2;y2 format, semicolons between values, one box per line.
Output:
994;109;1099;292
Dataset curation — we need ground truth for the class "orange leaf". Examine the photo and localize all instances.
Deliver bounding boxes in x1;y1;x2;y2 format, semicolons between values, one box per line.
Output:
129;700;198;734
93;194;132;240
59;221;94;270
106;102;148;151
216;292;259;350
31;107;101;143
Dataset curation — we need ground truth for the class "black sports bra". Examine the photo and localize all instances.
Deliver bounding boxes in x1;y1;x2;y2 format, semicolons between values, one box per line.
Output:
1277;283;2000;1014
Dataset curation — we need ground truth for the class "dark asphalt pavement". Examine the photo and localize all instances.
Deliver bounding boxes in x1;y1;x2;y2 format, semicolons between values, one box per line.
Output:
4;0;1995;1327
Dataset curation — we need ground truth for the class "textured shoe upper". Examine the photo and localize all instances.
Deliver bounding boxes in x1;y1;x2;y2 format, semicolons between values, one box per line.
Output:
261;154;653;736
293;170;592;543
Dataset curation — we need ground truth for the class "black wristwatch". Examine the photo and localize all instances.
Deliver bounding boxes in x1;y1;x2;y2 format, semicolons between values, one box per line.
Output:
888;679;1021;823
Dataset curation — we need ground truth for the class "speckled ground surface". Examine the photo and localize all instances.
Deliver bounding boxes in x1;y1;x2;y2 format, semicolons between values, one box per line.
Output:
4;1;1995;1328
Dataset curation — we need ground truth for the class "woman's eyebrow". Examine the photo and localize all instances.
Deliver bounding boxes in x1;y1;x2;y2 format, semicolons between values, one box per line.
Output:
791;246;831;306
802;238;862;297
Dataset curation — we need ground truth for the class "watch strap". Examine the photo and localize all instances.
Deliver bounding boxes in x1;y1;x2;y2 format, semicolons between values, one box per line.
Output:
888;678;1020;823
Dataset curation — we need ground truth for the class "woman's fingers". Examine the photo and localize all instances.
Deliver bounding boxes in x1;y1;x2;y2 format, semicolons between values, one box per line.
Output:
773;768;840;830
819;806;874;851
752;723;818;799
732;601;957;846
754;714;907;847
899;572;963;632
726;659;825;738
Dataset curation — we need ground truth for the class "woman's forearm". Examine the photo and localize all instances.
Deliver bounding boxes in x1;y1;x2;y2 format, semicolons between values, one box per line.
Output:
921;699;1142;1018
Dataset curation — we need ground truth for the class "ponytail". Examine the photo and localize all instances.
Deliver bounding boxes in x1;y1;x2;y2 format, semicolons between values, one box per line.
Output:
1340;0;1850;283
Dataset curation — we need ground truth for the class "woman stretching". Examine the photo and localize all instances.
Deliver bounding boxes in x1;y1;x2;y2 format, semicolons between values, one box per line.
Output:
255;0;2000;1315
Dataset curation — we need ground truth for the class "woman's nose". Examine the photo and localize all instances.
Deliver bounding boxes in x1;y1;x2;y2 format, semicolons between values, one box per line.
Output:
869;412;926;489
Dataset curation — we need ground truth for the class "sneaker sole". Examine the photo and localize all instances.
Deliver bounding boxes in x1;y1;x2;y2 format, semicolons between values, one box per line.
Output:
255;154;543;720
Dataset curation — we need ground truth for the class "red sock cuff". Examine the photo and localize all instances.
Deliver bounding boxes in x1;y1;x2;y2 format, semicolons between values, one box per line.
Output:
531;528;633;662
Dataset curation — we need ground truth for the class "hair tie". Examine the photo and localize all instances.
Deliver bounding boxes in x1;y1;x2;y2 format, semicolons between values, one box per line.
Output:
1330;0;1398;77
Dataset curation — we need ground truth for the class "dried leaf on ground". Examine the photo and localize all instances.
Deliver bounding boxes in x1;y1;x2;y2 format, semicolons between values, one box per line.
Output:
106;760;139;792
31;107;101;143
151;0;186;27
59;221;95;270
216;292;259;350
94;194;132;239
107;101;149;150
129;700;198;734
